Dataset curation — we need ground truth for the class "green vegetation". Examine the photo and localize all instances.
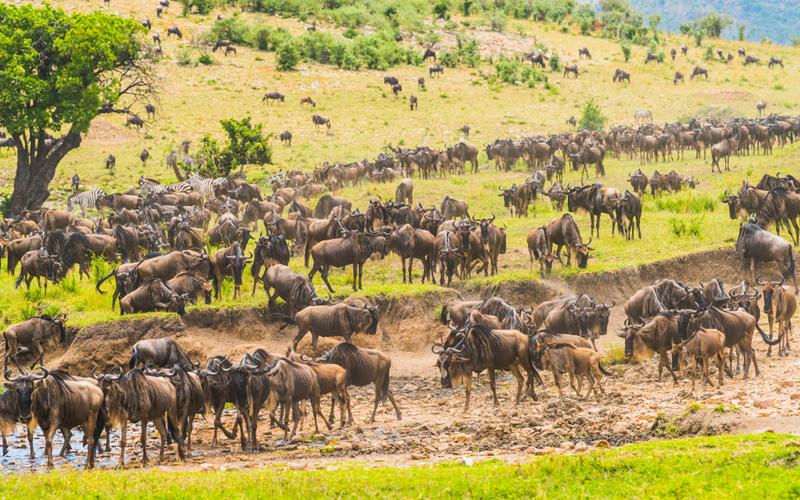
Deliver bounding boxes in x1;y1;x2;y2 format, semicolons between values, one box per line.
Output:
183;118;272;177
579;98;608;131
1;434;798;498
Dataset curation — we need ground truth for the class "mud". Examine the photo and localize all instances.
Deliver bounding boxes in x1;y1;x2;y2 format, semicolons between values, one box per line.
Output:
5;248;799;472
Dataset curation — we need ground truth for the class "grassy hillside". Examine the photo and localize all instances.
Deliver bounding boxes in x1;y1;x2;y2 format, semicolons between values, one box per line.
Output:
0;1;799;326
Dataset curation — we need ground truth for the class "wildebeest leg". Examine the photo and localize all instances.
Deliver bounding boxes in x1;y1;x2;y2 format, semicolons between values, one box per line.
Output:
26;427;34;460
31;342;45;370
292;326;310;351
116;423;127;469
186;415;195;450
552;370;563;397
58;427;72;457
319;264;335;294
509;363;524;404
152;418;170;465
42;421;59;468
701;356;715;388
568;372;580;397
462;374;473;412
288;401;301;440
487;369;499;407
767;313;775;357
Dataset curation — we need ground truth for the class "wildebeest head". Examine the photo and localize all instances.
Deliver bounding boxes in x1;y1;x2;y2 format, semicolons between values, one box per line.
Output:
224;354;265;410
574;237;593;269
473;213;496;250
675;306;704;341
433;333;468;389
51;313;67;344
592;300;615;336
498;185;517;208
723;190;741;220
226;242;252;287
621;320;643;359
567;301;591;338
757;274;784;314
365;304;379;336
4;368;43;423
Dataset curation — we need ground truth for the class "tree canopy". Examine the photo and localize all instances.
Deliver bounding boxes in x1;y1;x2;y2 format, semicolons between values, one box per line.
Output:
0;4;154;216
185;118;273;178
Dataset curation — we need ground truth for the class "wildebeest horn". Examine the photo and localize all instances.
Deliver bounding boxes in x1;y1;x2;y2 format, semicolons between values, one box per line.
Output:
31;367;49;380
772;276;785;286
4;370;22;382
756;274;767;286
431;342;443;354
604;299;615;308
92;367;103;380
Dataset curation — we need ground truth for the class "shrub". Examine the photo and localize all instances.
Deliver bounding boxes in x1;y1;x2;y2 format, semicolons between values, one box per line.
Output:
579;98;607;131
521;65;546;83
330;41;361;70
738;24;746;42
490;12;507;32
445;19;458;30
176;47;194;66
433;2;449;19
579;18;591;35
792;36;800;48
703;45;715;61
206;17;251;46
276;40;300;71
190;0;216;15
254;26;272;51
548;52;561;71
198;53;214;65
620;41;631;62
694;27;705;46
657;51;665;63
494;57;520;83
439;51;459;68
670;217;702;237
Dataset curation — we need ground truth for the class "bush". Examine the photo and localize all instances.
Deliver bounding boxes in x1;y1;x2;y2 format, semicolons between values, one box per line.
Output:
548;52;560;71
198;53;214;65
176;47;194;66
670;217;702;237
704;45;715;61
439;51;459;68
620;41;631;62
206;17;251;46
190;0;216;15
433;2;449;19
579;98;607;131
579;18;592;35
254;26;272;51
792;36;800;48
343;28;358;39
494;57;520;83
694;28;704;46
738;24;746;42
490;12;507;32
331;41;361;70
444;19;458;30
276;40;300;71
657;51;665;63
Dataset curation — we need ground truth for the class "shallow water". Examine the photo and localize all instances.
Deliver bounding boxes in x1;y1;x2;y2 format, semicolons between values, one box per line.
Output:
0;423;182;472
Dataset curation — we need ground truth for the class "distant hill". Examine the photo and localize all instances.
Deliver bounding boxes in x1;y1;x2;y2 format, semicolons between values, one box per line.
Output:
585;0;800;45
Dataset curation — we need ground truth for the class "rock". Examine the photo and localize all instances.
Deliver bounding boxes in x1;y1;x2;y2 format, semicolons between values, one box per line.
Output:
363;431;378;439
535;447;554;455
457;456;474;466
326;465;340;472
288;462;306;471
574;442;589;453
612;423;629;435
409;452;427;460
559;441;575;450
337;441;353;452
200;463;218;472
451;433;471;442
524;446;537;455
291;435;303;443
595;440;611;449
751;427;775;434
313;434;327;443
753;398;774;409
402;384;418;392
790;394;800;401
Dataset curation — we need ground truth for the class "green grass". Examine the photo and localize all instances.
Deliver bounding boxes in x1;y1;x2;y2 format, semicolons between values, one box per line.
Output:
1;434;799;498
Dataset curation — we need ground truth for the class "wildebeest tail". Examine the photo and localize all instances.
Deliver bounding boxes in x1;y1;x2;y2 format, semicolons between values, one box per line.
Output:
599;362;613;377
439;304;449;325
755;323;781;345
95;268;116;294
272;313;298;331
129;346;139;369
14;268;24;289
167;415;188;448
378;370;390;403
92;406;107;456
782;251;795;280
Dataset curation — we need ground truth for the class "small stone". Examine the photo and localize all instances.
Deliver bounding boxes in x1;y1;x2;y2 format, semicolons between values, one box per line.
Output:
574;442;589;453
559;441;575;450
612;423;628;434
410;452;427;460
451;433;471;442
326;465;339;472
753;398;774;409
288;462;306;471
402;384;418;392
313;434;327;443
524;446;537;455
337;441;353;452
751;427;775;434
457;456;473;466
291;435;303;443
200;463;218;472
535;447;554;455
789;394;800;401
595;440;611;449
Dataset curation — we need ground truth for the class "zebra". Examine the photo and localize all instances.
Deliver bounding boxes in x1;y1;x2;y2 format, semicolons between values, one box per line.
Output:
66;188;106;218
139;177;193;196
188;172;215;198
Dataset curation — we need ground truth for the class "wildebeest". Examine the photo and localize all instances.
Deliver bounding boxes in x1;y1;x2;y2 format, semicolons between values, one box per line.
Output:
312;114;331;131
386;224;435;284
262;92;285;104
710;138;737;172
316;342;401;423
3;314;66;371
212;40;230;52
578;47;591;60
6;368;104;469
743;55;760;66
472;213;505;276
671;48;676;60
211;241;252;300
545;213;593;268
391;83;402;98
566;183;620;238
144;363;204;449
417;77;425;89
757;101;767;116
612;69;630;83
441;195;470;220
613;190;642;240
429;64;443;77
43;209;74;232
563;64;578;78
167;26;182;39
690;66;708;79
671;328;726;391
423;48;436;62
120;279;187;316
394;178;413;206
279;131;292;146
644;52;659;64
285;302;379;352
536;343;612;398
757;275;796;357
621;312;679;383
57;232;125;280
167;271;212;305
101;368;187;467
15;248;60;293
673;71;684;84
682;45;688;56
526;226;553;275
383;76;399;87
409;95;418;110
768;57;784;69
434;324;538;411
262;264;329;316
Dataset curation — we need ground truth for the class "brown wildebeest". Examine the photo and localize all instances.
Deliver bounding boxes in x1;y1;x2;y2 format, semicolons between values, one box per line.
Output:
671;48;676;60
6;368;104;469
212;40;230;52
673;71;684;84
5;236;43;274
567;116;577;128
167;26;182;39
3;314;66;371
286;349;350;427
461;124;470;138
417;77;425;89
409;95;418;110
145;104;155;118
743;55;760;66
563;64;578;78
15;248;60;293
612;69;630;83
690;66;708;79
279;131;292;146
57;233;125;279
423;48;436;62
621;313;680;383
43;210;74;232
578;47;591;59
211;241;252;300
316;342;402;423
434;323;539;411
224;46;237;56
429;64;443;77
757;275;796;357
262;358;332;442
527;225;553;275
768;57;784;69
545;213;593;268
682;45;688;56
537;343;613;398
261;264;329;315
119;278;187;316
312;114;331;131
757;101;767;116
671;328;726;391
385;223;435;283
299;97;316;107
286;302;378;352
644;52;659;64
140;148;149;167
262;92;285;104
101;368;187;468
391;83;402;99
710;138;737;172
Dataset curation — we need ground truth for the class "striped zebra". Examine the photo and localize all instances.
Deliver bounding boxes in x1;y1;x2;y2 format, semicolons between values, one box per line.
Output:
66;188;106;218
139;176;193;196
188;172;215;198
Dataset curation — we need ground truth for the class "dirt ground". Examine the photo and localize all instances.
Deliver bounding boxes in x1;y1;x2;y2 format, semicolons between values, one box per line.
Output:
4;249;800;472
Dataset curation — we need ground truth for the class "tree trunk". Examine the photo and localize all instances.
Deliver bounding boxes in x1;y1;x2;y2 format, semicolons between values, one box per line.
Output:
8;130;82;218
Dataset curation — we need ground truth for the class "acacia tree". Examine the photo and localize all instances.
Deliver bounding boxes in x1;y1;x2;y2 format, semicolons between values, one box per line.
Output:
0;5;156;217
